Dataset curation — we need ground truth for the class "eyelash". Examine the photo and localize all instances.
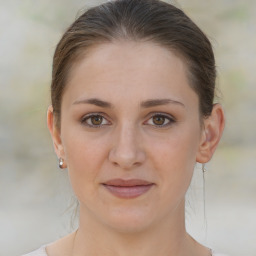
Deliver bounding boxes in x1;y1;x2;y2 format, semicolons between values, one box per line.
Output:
80;112;176;128
144;113;176;128
81;113;111;128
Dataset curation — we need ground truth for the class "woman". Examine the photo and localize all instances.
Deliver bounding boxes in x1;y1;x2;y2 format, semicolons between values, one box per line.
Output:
24;0;226;255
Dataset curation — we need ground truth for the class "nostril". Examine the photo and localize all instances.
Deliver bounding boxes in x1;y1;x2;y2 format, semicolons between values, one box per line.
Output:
113;162;119;167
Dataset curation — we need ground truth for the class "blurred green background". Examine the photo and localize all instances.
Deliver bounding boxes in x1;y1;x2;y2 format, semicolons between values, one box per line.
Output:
0;0;255;255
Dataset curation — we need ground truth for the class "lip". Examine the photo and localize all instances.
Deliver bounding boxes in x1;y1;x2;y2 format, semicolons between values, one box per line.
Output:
102;179;154;199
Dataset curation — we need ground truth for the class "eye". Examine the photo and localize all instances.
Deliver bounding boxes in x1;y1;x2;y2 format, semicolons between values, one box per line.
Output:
145;113;175;127
81;113;110;127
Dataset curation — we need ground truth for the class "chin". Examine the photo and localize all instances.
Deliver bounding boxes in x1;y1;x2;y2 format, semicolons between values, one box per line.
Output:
100;206;157;234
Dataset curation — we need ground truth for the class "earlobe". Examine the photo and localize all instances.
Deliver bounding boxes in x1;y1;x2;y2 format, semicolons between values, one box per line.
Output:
47;105;66;167
196;104;225;163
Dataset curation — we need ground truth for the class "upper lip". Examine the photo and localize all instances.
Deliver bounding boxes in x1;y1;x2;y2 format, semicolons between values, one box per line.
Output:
102;179;153;187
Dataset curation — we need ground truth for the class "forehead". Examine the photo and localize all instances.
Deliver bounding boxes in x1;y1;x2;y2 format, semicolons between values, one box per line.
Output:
63;41;198;108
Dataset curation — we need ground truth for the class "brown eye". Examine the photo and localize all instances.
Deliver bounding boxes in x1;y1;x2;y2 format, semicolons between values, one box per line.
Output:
145;113;175;127
152;116;166;125
91;115;103;125
81;114;110;127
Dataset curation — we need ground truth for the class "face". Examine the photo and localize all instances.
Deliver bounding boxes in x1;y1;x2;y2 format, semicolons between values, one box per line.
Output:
52;41;207;233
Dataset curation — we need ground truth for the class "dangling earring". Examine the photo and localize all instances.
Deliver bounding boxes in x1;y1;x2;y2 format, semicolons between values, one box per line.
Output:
202;163;207;173
58;158;65;169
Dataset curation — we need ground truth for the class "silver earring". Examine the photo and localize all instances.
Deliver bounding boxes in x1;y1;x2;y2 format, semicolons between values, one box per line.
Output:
202;163;207;173
58;158;64;169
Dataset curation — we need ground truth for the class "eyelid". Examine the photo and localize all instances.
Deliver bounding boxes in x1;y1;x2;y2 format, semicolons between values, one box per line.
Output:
81;112;111;127
144;112;176;127
80;112;176;128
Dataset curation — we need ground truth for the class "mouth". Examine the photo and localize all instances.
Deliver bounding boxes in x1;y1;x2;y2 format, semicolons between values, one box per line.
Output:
102;179;154;199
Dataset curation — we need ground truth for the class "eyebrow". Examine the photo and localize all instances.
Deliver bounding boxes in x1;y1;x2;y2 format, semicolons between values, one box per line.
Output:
73;98;112;108
72;98;184;108
140;99;185;108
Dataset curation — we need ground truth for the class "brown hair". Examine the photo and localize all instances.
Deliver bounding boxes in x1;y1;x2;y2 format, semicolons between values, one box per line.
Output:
51;0;216;129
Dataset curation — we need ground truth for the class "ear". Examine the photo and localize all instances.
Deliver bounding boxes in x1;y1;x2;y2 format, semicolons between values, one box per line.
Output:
47;105;67;168
196;103;225;163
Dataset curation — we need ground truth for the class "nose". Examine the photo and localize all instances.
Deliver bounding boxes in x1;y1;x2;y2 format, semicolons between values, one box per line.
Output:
109;124;146;169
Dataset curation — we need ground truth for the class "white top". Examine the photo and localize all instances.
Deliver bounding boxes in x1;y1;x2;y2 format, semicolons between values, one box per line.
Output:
22;246;229;256
22;246;46;256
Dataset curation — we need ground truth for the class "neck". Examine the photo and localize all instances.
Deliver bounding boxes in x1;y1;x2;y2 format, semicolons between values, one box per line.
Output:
71;200;207;256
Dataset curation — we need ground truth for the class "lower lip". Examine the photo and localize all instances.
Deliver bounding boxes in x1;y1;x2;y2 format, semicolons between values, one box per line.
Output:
103;184;154;199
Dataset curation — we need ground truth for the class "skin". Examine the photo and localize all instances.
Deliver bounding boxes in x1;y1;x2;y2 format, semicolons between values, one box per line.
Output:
47;41;225;256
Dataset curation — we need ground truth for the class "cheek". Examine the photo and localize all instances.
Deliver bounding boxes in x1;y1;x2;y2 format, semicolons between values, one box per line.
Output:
147;125;201;192
150;127;200;169
61;129;108;198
